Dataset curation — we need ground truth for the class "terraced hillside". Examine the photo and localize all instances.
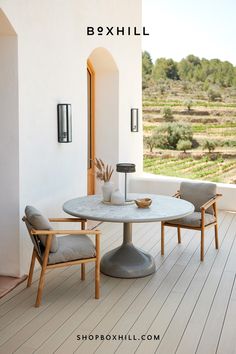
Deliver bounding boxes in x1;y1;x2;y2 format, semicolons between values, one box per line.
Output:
143;81;236;184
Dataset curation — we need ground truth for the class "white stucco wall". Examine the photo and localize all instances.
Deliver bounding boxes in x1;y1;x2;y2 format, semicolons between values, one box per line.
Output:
0;11;20;276
0;0;142;275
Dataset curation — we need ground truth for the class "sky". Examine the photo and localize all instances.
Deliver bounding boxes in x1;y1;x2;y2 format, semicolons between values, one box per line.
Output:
142;0;236;66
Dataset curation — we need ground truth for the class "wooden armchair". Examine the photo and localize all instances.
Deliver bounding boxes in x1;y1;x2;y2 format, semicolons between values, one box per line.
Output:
23;206;100;307
161;182;222;261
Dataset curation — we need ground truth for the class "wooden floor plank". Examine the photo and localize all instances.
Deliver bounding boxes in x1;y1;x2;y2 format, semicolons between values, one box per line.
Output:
175;215;236;354
0;266;101;350
195;271;235;354
72;228;189;353
11;276;121;354
216;274;236;354
0;222;121;322
0;221;112;308
116;212;227;354
114;213;228;354
0;212;235;354
0;222;117;311
95;228;202;354
32;223;163;350
28;223;178;354
4;222;159;354
0;223;123;349
154;213;235;354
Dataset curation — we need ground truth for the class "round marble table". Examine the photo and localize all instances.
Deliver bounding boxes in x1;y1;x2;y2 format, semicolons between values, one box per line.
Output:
63;194;194;278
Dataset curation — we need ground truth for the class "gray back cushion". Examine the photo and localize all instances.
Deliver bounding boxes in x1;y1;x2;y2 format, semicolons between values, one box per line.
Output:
23;217;43;259
25;206;58;252
180;182;216;214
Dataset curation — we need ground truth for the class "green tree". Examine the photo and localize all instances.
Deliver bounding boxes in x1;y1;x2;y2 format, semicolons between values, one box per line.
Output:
165;123;193;149
184;99;193;111
159;84;166;95
207;88;222;102
177;139;192;153
153;58;179;81
162;107;174;122
150;123;193;150
143;54;236;90
153;126;169;149
142;51;153;76
142;51;153;89
177;55;236;88
203;140;216;153
144;135;156;153
178;55;201;81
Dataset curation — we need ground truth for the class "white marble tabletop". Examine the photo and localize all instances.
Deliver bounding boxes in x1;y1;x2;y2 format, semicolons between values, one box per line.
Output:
63;193;194;223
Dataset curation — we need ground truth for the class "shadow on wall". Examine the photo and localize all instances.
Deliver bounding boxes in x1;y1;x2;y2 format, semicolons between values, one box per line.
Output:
0;9;20;276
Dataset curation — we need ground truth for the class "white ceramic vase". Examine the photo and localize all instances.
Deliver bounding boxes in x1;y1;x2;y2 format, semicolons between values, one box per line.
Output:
102;181;114;202
111;189;125;205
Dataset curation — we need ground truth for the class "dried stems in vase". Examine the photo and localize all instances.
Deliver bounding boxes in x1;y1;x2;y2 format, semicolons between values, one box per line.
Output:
94;158;114;182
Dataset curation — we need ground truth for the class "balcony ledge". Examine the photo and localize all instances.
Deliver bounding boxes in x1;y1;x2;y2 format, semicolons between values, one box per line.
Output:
130;173;236;211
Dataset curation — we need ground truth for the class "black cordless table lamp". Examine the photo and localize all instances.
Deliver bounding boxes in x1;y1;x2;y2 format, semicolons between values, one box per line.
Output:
116;163;136;201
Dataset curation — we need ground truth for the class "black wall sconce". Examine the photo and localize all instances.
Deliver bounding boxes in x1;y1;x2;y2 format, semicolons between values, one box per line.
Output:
131;108;139;132
57;104;72;143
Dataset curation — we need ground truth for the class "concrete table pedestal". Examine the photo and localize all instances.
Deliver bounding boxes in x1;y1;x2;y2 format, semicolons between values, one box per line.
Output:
100;223;156;278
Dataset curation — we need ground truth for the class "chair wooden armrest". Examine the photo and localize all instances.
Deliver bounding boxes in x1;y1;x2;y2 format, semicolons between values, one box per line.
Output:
22;216;87;223
200;194;222;211
48;218;87;223
31;229;100;235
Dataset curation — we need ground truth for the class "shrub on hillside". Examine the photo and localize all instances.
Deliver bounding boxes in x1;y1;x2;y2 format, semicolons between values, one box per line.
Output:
203;140;217;153
177;139;192;153
165;123;193;149
208;88;222;102
162;107;174;122
184;99;193;111
148;123;193;150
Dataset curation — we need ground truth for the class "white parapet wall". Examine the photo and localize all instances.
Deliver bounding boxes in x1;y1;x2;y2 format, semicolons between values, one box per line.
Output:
130;173;236;212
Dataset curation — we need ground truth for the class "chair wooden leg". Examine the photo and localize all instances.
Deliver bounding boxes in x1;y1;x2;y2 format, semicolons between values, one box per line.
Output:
161;222;165;255
200;229;204;261
177;226;181;244
81;263;85;280
213;202;219;250
95;259;100;299
35;235;51;307
95;233;100;299
214;223;219;249
27;249;36;287
35;267;46;307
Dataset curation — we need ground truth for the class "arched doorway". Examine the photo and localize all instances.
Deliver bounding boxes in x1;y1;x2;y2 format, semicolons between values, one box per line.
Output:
87;47;119;194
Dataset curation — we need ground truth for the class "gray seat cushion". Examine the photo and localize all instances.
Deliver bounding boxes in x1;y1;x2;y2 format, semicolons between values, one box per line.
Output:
25;206;59;253
180;182;216;214
167;212;216;227
45;234;96;265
